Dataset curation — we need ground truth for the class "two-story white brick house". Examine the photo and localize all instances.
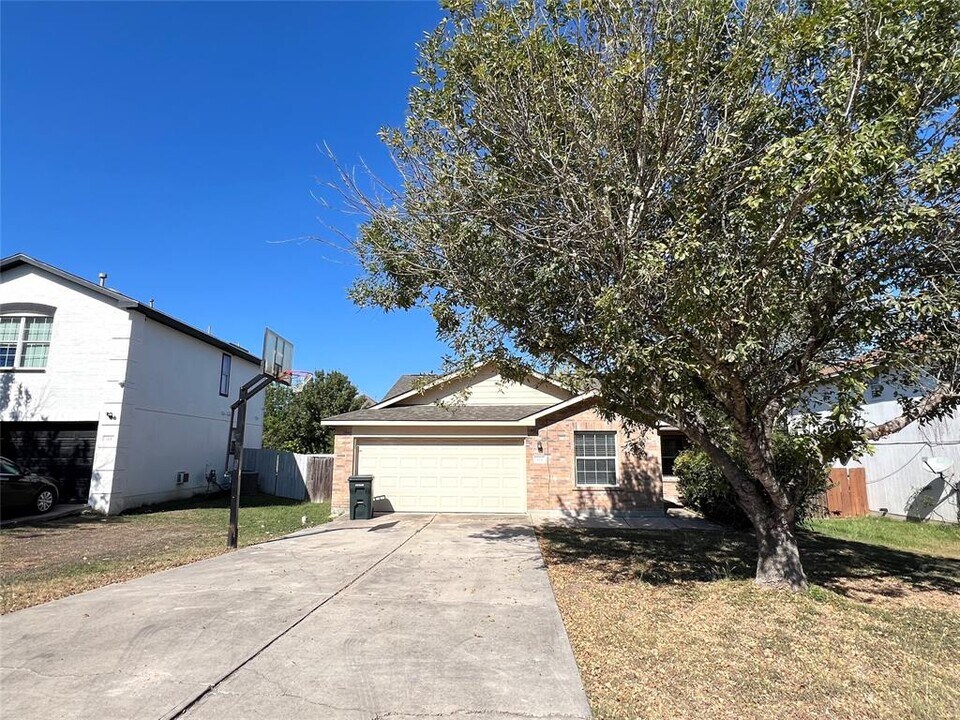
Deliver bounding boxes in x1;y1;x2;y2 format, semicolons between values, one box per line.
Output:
0;254;265;514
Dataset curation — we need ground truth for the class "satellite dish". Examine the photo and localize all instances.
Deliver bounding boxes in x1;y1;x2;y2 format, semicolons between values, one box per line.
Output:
923;456;955;475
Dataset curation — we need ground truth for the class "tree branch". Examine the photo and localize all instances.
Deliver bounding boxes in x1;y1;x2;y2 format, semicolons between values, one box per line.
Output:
864;383;957;441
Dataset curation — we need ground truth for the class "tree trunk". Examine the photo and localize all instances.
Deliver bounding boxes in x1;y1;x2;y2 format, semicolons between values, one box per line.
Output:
670;418;810;591
753;512;808;590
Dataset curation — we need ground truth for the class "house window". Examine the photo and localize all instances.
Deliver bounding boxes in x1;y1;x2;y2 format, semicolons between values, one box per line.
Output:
219;354;232;397
659;432;689;477
574;431;618;486
0;315;54;370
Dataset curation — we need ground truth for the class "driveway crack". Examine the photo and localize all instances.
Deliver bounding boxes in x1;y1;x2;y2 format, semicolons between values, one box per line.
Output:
162;514;437;720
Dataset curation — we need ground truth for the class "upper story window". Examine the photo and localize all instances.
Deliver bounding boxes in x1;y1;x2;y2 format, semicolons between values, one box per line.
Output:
219;353;232;397
574;431;618;486
0;314;54;370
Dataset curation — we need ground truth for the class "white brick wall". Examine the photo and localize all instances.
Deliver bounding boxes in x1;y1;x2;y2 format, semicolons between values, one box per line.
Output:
112;314;263;512
1;264;264;514
0;265;132;424
1;266;131;511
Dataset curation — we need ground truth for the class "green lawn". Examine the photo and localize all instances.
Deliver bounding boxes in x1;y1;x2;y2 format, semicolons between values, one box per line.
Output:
807;515;960;558
538;516;960;720
1;493;331;614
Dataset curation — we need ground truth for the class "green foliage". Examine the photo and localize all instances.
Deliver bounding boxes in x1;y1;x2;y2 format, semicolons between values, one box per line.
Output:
262;371;368;454
674;450;751;527
675;434;831;527
348;0;959;448
808;515;960;558
343;0;960;579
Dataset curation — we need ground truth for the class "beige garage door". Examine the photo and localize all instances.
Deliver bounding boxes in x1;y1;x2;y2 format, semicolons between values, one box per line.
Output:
355;438;526;513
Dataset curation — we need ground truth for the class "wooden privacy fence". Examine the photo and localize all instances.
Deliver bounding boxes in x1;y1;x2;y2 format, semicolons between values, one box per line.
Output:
242;449;333;503
813;466;869;518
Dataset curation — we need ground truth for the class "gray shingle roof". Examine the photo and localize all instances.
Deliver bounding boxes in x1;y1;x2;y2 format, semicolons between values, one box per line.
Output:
324;403;551;423
381;373;437;402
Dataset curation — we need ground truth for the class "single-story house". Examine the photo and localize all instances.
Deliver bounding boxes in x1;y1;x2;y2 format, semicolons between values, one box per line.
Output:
321;363;665;517
0;253;265;514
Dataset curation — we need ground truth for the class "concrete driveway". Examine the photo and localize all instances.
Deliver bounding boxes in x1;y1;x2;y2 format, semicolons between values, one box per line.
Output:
0;514;591;720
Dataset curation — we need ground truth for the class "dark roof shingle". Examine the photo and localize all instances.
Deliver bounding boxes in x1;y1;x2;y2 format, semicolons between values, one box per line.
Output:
324;403;551;424
381;373;437;402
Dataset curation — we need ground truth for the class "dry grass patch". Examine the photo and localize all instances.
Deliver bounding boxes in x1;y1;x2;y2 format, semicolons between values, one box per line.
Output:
538;525;960;720
1;493;331;613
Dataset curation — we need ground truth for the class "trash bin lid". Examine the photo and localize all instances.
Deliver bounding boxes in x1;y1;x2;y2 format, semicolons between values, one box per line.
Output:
348;475;373;483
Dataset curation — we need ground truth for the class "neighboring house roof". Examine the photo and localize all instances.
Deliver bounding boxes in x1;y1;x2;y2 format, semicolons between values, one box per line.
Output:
0;253;261;364
324;403;554;425
381;373;436;402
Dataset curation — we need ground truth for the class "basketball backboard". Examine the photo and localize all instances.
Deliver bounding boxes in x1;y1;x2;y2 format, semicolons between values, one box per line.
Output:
262;328;294;384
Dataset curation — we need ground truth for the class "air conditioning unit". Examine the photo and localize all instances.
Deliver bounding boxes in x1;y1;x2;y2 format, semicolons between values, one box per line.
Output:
176;471;190;485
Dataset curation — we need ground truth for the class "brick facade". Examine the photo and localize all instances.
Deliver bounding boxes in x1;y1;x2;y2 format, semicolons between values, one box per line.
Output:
331;428;354;511
525;404;661;515
329;403;663;516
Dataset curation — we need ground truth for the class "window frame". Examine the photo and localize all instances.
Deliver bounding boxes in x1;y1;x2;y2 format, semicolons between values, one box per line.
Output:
658;431;689;478
219;353;232;397
573;430;619;488
0;314;54;371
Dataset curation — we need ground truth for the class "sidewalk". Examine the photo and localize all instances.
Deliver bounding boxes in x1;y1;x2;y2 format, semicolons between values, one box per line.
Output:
0;503;87;528
530;507;724;532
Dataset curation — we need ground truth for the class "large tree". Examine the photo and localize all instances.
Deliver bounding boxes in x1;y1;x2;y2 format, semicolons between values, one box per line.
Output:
343;0;960;589
263;370;369;454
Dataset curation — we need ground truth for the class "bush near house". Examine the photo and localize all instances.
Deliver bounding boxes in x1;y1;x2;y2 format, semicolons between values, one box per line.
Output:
675;434;829;527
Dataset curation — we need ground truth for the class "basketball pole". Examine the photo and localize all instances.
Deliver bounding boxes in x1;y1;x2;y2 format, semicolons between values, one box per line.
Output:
227;372;274;549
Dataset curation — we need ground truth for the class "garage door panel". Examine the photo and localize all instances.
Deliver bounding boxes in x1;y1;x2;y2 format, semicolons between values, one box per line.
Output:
356;438;526;513
1;421;97;503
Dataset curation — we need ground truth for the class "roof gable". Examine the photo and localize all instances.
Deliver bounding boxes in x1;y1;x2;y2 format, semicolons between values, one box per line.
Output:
376;362;573;409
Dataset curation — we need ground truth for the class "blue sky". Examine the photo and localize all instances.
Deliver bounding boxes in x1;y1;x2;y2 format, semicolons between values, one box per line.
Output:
1;0;449;400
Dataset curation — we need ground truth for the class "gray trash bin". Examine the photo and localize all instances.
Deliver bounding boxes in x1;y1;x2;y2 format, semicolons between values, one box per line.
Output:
348;475;374;520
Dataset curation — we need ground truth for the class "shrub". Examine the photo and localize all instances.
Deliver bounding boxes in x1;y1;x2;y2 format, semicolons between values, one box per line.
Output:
674;433;830;528
673;450;751;527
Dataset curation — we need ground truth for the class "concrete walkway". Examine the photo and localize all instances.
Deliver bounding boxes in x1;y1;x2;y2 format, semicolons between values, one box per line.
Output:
0;514;591;720
0;502;87;528
530;510;723;532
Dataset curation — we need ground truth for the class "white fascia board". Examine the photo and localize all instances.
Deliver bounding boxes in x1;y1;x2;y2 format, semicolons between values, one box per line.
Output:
516;392;597;422
656;424;681;432
351;432;529;439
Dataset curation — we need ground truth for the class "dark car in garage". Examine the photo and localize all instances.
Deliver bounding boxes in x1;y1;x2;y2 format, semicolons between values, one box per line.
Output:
1;456;60;516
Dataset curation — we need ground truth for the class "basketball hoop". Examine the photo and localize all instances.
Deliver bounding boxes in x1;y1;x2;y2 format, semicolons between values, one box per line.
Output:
262;328;294;385
224;328;296;549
